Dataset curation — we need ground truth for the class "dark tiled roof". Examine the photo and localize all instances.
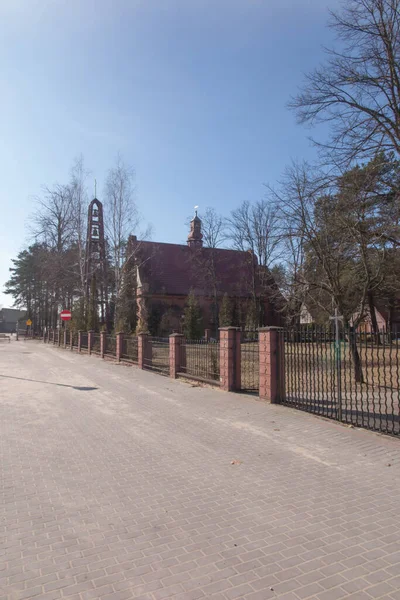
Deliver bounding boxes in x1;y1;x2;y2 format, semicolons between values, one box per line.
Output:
135;241;262;297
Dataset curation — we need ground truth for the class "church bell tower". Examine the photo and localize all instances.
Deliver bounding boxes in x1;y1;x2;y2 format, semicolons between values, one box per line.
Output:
84;198;109;326
187;209;203;248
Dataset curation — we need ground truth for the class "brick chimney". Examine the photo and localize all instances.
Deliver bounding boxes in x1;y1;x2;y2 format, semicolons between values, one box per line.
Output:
187;210;203;248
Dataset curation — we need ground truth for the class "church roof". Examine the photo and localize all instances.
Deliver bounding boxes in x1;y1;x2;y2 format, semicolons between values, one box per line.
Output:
135;240;264;297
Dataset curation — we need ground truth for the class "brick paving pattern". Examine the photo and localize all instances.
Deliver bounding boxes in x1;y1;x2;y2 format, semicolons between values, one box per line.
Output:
1;340;400;600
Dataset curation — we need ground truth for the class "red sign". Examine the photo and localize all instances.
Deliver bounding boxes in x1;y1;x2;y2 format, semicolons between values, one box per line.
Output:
60;310;72;321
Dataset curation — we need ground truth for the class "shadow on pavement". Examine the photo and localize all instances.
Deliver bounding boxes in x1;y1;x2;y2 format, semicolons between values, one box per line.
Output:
0;374;97;391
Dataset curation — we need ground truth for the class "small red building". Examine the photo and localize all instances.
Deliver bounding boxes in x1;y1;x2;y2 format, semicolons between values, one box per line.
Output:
354;303;400;334
131;214;282;336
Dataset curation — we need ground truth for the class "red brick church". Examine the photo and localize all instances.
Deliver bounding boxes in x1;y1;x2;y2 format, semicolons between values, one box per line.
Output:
131;212;282;336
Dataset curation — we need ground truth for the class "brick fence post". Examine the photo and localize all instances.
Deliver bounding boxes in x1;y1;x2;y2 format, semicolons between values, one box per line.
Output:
219;327;241;392
235;329;242;390
100;331;106;358
78;331;82;353
259;327;285;403
169;334;184;379
116;332;124;362
138;333;150;369
88;330;94;355
63;329;67;348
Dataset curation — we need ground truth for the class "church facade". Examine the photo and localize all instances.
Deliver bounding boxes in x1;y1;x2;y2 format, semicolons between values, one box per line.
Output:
131;213;283;337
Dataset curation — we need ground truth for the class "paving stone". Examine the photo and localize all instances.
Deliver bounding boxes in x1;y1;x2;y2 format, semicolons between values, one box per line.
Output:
2;342;400;600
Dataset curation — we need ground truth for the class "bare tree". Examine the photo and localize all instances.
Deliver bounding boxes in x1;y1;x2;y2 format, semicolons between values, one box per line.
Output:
201;207;225;248
226;199;282;325
69;155;90;296
269;230;307;323
31;184;76;252
227;199;281;268
104;156;142;329
30;182;78;327
289;0;400;165
184;208;226;336
199;208;226;335
271;162;359;321
271;159;396;380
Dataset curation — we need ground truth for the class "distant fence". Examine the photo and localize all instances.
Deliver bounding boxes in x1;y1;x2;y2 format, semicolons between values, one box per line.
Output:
144;337;169;375
80;332;88;350
17;329;32;339
105;335;116;357
42;326;400;437
121;335;138;363
92;333;101;354
71;331;78;348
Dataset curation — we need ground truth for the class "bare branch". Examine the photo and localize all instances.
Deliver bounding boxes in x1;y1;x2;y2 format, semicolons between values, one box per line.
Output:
290;0;400;164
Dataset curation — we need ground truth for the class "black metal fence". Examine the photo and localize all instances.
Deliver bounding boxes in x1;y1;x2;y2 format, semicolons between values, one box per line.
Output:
105;335;116;357
180;340;220;384
241;331;259;392
282;327;400;436
71;331;78;349
121;335;138;363
92;333;101;354
41;324;400;437
144;337;169;375
80;332;88;350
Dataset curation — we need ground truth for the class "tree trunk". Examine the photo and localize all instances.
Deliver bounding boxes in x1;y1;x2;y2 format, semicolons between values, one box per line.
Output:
367;291;380;343
348;325;364;384
388;297;395;344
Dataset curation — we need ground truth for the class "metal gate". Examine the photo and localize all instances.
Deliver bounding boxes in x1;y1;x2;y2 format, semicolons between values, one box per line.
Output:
283;326;400;436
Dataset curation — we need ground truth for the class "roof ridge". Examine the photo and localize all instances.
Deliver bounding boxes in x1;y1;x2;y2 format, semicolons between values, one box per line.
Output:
136;239;252;255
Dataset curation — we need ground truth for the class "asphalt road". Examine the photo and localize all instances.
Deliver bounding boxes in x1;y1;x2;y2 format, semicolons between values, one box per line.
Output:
1;340;400;600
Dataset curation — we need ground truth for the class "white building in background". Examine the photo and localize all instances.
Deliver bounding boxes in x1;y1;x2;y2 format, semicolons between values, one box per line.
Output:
299;303;314;325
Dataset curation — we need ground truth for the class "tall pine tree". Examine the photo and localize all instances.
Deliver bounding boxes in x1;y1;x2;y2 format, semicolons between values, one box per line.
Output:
183;290;203;340
219;293;233;327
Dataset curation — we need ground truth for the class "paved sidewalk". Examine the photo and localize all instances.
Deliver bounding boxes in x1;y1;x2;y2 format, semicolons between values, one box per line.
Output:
1;341;400;600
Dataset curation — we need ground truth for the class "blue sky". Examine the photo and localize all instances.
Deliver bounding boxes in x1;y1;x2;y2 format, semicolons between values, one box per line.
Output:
0;0;337;307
